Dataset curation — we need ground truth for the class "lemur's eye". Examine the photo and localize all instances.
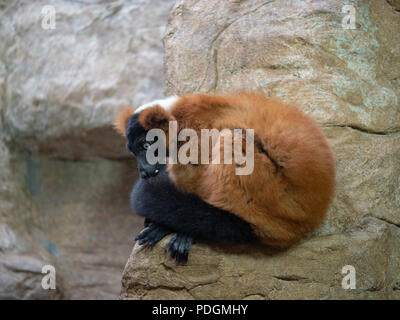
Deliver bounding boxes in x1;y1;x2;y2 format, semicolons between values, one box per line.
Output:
143;142;151;150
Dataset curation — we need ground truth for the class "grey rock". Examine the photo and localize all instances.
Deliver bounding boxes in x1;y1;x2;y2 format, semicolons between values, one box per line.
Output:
0;0;175;299
2;0;175;159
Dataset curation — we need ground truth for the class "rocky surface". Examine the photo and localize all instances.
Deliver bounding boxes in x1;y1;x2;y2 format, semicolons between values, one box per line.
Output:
0;0;175;299
387;0;400;11
2;0;175;159
122;218;400;299
121;0;400;299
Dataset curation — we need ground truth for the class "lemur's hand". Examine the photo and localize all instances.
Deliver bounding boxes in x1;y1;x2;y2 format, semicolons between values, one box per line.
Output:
166;233;193;263
134;223;171;247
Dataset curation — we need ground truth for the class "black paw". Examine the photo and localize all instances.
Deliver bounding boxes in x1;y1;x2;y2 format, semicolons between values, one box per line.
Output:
134;223;171;247
165;233;193;263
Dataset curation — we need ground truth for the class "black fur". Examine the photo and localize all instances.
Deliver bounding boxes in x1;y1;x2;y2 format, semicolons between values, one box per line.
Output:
126;114;164;178
130;168;257;262
126;113;257;263
165;233;193;263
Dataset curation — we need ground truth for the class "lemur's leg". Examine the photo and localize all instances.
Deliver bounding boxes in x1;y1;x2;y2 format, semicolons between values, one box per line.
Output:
130;170;256;262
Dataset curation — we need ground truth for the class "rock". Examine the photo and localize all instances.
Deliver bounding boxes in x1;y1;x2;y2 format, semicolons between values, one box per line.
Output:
17;154;144;299
0;0;175;299
387;0;400;11
1;0;175;159
322;127;400;231
121;0;400;299
0;252;64;299
0;135;146;299
0;224;17;251
165;0;400;134
121;218;400;299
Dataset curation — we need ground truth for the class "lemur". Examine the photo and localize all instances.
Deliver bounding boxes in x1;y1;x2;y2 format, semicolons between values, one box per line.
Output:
115;92;336;262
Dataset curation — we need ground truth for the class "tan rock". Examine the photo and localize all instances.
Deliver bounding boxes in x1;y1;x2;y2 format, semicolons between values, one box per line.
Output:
165;0;400;133
122;0;400;299
323;128;400;230
387;0;400;11
121;218;400;299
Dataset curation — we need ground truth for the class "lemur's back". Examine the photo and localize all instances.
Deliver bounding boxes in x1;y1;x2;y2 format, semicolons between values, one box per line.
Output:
169;92;336;247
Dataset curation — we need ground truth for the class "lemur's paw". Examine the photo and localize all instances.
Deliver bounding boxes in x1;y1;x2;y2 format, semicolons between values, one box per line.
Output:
134;223;171;247
165;233;193;263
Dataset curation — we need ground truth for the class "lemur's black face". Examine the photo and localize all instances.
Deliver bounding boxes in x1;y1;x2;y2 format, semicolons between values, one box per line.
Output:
126;114;164;179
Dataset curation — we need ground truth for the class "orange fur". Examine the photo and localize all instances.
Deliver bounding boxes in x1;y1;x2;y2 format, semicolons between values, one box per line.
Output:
136;92;336;248
114;106;136;136
138;105;174;131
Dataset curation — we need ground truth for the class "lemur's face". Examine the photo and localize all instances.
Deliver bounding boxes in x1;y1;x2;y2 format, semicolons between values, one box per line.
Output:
125;114;164;179
115;101;173;179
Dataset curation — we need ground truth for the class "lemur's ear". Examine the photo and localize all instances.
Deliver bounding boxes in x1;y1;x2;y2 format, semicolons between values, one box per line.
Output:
138;105;174;131
114;106;135;136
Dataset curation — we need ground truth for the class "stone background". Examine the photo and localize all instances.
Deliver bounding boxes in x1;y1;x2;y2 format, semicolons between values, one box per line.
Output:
0;0;175;299
1;0;399;300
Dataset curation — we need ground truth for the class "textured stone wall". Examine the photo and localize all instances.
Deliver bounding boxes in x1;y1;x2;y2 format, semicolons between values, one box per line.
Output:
121;0;400;299
0;0;175;299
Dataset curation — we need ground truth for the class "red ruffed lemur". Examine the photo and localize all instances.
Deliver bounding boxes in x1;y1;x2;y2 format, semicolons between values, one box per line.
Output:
115;92;335;263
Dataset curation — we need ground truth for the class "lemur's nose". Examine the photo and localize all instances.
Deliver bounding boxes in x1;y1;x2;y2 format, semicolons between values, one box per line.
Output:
140;168;159;179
